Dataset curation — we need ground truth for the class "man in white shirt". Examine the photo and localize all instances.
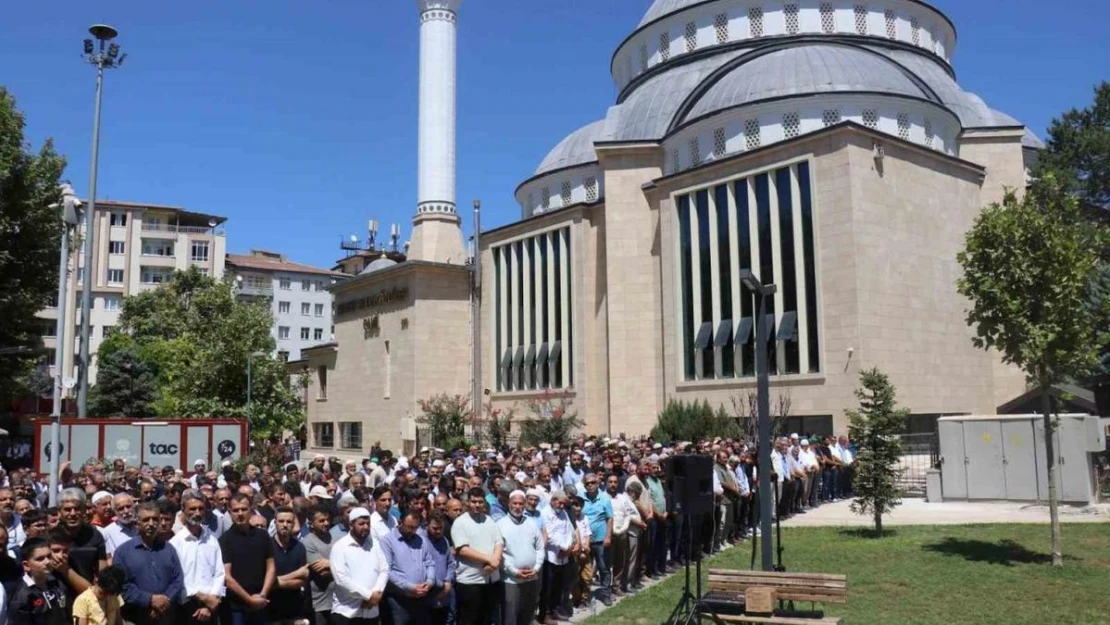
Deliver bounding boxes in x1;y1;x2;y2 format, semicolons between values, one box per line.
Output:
838;436;855;498
103;492;139;560
369;486;396;543
539;491;574;622
170;489;225;623
331;507;388;624
800;440;821;509
190;460;207;489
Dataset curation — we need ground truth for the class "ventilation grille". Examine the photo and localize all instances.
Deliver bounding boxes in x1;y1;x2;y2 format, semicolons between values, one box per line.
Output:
923;119;934;148
714;13;729;44
659;31;671;61
685;22;698;52
749;7;764;38
862;109;878;129
585;176;598;202
885;10;896;39
744;119;761;150
713;127;727;157
822;109;841;127
671;148;681;173
561;180;573;206
854;5;868;35
689;137;702;166
897;113;910;140
783;112;800;139
820;3;835;33
911;17;920;45
640;44;649;71
541;186;551;209
785;4;800;35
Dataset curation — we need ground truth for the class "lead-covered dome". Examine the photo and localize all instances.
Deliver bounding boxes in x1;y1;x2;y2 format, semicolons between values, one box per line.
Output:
535;119;609;175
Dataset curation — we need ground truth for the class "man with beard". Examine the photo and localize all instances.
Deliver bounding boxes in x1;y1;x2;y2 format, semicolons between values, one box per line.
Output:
103;493;138;560
423;510;455;625
169;490;224;624
220;492;275;625
56;488;106;602
380;511;435;624
303;507;336;625
369;486;396;543
270;506;309;624
0;488;25;550
497;491;544;625
444;498;464;545
330;507;388;625
451;487;503;625
113;502;184;625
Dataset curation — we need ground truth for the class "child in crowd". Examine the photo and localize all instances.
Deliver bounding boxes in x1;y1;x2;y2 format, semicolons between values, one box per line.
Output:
8;537;68;625
72;564;124;625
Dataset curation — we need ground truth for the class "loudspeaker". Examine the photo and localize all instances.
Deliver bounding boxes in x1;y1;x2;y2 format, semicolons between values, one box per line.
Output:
663;454;714;515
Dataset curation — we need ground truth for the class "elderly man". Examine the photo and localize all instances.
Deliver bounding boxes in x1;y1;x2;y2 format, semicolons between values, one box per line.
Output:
540;490;574;623
104;492;139;560
0;488;25;550
497;490;544;625
170;489;225;624
114;501;185;625
331;507;388;625
581;473;613;606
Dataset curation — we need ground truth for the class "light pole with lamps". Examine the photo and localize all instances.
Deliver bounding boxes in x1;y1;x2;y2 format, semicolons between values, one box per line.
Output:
47;184;82;505
77;24;127;418
739;269;777;571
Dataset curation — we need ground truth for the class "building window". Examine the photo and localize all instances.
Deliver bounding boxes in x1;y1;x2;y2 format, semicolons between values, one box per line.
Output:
561;180;573;207
924;119;934;148
76;267;84;285
279;301;290;314
279;326;290;339
783;112;800;139
108;269;124;285
140;269;169;284
109;212;127;227
104;296;121;311
748;7;763;38
820;3;835;33
300;327;310;340
491;227;573;392
671;148;681;173
659;31;671;61
314;328;323;340
910;16;920;45
885;9;896;38
785;4;799;35
744;119;761;150
585;176;598;202
540;186;550;210
822;109;841;127
339;422;361;450
108;241;125;255
684;22;698;53
689;137;702;166
302;302;311;316
314;303;324;317
279;278;291;290
102;325;116;338
854;5;868;35
639;43;648;71
190;241;210;262
41;321;57;337
713;127;727;158
141;240;174;256
313;423;334;448
317;365;328;399
897;112;911;140
301;279;311;291
277;350;288;362
714;13;729;44
675;161;820;381
862;109;879;128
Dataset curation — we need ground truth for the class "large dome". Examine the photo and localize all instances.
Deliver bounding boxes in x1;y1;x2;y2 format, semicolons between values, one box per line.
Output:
638;0;701;27
535;119;609;176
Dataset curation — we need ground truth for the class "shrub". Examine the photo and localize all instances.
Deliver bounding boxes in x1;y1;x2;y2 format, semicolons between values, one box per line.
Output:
651;399;742;443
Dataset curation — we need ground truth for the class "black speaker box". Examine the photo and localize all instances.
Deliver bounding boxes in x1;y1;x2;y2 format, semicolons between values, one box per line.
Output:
662;454;714;515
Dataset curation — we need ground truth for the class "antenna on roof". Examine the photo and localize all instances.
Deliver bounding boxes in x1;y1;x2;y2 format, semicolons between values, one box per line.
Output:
368;219;378;251
390;224;400;252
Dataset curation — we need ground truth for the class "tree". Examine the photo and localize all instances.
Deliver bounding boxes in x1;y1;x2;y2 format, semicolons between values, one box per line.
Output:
417;393;471;451
90;346;156;417
957;177;1110;565
520;389;583;448
1034;81;1110;208
729;391;791;443
0;88;66;401
846;367;908;534
652;399;742;443
480;401;516;451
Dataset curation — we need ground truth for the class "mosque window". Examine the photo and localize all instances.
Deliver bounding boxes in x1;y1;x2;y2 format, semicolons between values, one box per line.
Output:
897;112;911;140
671;148;681;173
714;13;729;44
527;193;535;213
862;109;878;129
884;9;896;39
713;127;727;158
748;7;764;38
659;31;671;61
541;186;551;210
689;137;702;166
785;4;800;35
854;5;868;35
924;119;934;148
910;17;920;45
822;109;841;127
585;176;598;202
561;180;573;207
744;119;761;150
820;3;835;34
685;22;698;53
640;43;649;71
783;112;800;139
675;162;820;380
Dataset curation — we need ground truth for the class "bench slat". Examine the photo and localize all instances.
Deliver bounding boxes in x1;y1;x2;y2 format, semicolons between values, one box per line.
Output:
715;615;843;625
709;576;848;590
709;569;847;582
708;587;848;600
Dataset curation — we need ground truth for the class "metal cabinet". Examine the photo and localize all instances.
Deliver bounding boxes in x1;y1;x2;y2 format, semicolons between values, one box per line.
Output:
938;419;967;499
963;420;1006;499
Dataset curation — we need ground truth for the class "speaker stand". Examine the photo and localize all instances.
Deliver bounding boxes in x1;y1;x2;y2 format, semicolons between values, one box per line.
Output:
667;512;725;625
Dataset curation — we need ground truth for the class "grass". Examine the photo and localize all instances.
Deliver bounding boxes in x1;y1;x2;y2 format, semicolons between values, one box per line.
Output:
583;524;1110;625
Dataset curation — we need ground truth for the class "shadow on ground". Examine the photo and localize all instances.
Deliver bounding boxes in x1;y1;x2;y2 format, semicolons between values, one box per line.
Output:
837;528;899;539
922;537;1079;567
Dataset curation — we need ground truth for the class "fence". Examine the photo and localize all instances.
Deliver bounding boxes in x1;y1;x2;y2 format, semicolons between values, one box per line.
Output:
895;431;938;497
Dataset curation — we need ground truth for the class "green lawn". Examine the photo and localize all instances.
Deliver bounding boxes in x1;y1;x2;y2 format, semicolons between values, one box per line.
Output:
584;524;1110;625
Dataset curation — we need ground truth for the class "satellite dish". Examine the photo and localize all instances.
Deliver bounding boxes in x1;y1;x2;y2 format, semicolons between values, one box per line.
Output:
350;234;359;242
63;377;76;389
208;219;217;228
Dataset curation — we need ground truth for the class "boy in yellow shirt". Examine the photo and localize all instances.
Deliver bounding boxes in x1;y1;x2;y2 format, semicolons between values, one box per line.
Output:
72;564;124;625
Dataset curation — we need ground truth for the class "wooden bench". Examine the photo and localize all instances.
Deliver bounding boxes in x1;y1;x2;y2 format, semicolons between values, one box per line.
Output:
703;569;848;625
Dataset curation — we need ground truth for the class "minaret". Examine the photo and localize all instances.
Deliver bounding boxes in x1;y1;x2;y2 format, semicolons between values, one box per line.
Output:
409;0;466;264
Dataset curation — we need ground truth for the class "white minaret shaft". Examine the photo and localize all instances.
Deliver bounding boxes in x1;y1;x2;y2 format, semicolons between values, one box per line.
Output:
409;0;466;264
417;0;460;215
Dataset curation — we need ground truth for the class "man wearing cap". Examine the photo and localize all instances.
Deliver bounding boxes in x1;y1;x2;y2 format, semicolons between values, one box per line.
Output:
497;490;544;625
539;490;574;623
89;490;114;528
451;487;503;625
331;507;388;625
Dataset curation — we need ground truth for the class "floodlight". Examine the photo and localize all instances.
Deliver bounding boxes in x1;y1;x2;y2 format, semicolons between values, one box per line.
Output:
83;39;94;54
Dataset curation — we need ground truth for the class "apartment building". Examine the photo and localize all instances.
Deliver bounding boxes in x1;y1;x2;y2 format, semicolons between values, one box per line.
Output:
36;200;227;387
226;250;346;361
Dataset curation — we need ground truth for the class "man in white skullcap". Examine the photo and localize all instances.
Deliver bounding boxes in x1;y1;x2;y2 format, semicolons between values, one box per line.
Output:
330;507;388;624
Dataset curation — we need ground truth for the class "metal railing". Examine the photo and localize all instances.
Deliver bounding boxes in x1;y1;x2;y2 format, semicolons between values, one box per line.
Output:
895;431;938;497
141;223;222;235
238;284;273;297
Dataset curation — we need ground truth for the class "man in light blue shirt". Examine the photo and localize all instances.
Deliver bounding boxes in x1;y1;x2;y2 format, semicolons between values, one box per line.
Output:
380;511;436;624
581;472;614;606
497;491;544;625
561;452;586;490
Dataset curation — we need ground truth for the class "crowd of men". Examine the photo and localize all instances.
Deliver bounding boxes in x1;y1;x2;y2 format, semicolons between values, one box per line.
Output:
0;432;855;625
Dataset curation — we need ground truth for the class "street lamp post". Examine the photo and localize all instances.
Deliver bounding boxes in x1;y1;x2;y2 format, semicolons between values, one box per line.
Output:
48;185;82;505
77;24;126;418
739;269;777;571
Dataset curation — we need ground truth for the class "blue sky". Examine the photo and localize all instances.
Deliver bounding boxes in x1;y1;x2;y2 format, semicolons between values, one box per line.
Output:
3;0;1107;269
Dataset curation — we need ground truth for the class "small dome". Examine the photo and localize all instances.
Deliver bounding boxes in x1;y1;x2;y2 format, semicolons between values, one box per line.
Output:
360;257;397;274
682;45;934;125
535;119;608;175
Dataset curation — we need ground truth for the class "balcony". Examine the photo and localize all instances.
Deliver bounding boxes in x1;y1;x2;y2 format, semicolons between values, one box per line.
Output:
238;284;273;298
142;223;224;236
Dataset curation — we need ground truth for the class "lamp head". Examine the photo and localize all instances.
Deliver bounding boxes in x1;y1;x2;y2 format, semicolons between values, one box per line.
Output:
88;24;118;41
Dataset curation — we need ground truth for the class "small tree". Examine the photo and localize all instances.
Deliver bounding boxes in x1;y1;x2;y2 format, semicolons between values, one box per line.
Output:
846;367;907;534
957;177;1109;565
417;394;470;450
729;391;791;443
480;401;516;451
91;346;157;417
520;389;582;447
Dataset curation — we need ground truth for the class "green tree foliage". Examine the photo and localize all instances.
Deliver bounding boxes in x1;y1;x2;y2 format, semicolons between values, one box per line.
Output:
417;393;472;452
1035;81;1110;208
846;368;908;534
90;345;156;417
480;401;516;451
520;389;582;448
957;177;1110;565
651;399;742;443
0;88;66;400
97;267;303;437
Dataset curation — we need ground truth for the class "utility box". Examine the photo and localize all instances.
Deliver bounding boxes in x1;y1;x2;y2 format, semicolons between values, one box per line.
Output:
937;414;1105;504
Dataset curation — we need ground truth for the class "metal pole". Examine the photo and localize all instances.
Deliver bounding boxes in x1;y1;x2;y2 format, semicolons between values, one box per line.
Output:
48;220;71;506
77;54;106;418
756;290;774;571
247;356;253;417
471;199;482;426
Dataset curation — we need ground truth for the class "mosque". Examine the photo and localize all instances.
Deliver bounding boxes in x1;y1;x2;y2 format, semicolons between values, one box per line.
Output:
295;0;1043;456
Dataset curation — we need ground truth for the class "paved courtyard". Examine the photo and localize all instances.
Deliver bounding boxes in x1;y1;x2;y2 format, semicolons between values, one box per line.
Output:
782;497;1110;527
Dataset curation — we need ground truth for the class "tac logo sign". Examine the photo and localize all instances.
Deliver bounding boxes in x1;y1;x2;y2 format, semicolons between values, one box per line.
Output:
148;443;179;455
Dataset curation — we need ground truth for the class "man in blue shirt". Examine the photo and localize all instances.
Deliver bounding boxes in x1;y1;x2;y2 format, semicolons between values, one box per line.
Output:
113;501;184;625
561;452;586;490
422;510;455;625
380;511;436;625
581;473;613;606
